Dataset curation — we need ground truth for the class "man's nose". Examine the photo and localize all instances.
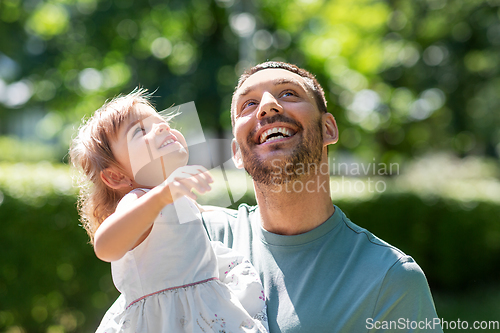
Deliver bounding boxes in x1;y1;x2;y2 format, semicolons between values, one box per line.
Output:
257;92;283;119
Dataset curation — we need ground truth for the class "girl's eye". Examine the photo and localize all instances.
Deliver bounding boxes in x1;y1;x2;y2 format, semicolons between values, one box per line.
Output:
132;126;145;137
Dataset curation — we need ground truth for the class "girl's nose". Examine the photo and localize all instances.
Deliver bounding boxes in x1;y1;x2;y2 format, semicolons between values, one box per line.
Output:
155;122;170;134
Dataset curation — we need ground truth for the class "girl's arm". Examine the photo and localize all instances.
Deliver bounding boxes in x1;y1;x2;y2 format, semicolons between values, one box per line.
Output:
94;165;213;262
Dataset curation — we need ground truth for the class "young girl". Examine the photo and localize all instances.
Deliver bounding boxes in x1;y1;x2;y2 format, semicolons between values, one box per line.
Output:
70;89;268;332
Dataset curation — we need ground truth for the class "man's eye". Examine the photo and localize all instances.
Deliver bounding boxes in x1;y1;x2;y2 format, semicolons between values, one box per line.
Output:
244;101;257;108
281;90;296;98
240;101;257;115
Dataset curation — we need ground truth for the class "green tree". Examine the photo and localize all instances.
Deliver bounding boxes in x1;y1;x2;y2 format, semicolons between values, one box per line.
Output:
1;0;499;164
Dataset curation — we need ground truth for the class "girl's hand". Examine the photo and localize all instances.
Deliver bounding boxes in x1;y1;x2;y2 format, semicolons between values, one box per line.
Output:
163;165;213;201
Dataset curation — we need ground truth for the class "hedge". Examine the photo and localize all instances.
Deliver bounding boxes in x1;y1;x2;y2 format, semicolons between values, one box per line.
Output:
1;162;499;332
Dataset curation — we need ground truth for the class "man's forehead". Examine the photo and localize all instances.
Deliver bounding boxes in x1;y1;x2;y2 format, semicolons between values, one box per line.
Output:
235;68;309;98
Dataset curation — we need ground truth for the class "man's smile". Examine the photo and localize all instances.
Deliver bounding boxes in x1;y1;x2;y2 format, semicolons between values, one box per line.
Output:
249;115;303;146
256;124;298;145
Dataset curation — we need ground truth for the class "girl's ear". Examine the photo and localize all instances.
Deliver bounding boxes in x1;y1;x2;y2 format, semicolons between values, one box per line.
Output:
100;168;131;190
231;139;244;169
323;113;339;146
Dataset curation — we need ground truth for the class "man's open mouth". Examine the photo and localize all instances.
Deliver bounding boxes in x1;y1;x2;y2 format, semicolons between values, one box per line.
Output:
258;126;296;144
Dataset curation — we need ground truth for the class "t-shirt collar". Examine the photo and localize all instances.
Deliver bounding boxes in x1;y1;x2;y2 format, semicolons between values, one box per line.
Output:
252;205;344;246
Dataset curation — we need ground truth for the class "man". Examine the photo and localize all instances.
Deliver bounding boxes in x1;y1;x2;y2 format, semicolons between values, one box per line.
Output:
202;62;442;332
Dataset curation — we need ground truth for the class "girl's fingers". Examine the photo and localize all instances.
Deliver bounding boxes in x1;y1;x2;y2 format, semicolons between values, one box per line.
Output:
201;170;214;184
166;166;214;194
175;176;210;195
195;166;213;183
186;166;213;184
190;173;212;192
171;181;197;200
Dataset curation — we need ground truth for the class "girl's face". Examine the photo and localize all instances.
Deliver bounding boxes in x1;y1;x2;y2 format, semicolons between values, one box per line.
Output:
112;104;189;187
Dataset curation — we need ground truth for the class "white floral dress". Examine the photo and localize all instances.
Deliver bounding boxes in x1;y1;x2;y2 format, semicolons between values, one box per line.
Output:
95;195;268;333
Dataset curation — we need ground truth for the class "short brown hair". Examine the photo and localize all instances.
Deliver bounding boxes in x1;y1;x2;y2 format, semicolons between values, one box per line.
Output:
231;61;328;126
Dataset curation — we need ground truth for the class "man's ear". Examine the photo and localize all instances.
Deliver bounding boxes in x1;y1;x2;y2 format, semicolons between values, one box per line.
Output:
100;168;131;190
323;113;339;146
231;139;244;169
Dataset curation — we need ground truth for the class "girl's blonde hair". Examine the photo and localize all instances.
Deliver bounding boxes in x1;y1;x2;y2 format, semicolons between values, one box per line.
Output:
69;88;154;244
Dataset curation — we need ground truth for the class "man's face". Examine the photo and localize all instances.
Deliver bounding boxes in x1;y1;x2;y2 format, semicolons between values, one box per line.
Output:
232;68;330;185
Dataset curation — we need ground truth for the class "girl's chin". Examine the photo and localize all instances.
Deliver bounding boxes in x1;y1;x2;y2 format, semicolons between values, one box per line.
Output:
133;157;188;187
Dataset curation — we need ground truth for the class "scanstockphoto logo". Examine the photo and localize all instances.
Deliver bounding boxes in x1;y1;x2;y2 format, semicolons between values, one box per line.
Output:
127;101;248;223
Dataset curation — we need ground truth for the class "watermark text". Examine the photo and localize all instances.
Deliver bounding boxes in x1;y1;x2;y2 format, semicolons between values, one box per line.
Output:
366;318;500;330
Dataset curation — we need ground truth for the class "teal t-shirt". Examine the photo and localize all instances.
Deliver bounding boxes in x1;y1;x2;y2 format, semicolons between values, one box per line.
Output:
202;204;442;333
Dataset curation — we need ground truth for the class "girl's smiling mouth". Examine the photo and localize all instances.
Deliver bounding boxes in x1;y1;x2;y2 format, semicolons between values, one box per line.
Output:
158;135;178;149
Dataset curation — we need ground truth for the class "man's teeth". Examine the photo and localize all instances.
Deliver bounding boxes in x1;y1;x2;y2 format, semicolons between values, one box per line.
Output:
259;127;293;144
265;135;285;143
160;139;175;148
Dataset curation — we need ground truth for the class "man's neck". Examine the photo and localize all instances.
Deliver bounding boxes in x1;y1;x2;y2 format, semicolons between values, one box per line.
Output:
253;172;334;235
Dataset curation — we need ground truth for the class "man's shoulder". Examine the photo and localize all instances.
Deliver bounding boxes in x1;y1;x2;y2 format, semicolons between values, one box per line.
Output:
336;207;433;300
336;207;413;271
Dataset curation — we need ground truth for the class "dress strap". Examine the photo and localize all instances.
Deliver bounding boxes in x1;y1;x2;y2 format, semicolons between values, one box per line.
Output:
126;277;219;309
130;188;149;195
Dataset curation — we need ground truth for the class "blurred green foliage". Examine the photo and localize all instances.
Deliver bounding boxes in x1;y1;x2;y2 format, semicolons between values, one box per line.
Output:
0;163;117;333
0;0;499;164
0;137;61;163
1;162;499;331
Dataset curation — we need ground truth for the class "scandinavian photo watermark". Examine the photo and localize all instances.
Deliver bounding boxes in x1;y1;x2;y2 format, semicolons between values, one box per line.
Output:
366;317;500;330
270;158;399;194
270;158;400;178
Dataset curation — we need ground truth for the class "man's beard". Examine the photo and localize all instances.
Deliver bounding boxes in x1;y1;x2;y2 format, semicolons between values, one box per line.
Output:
239;114;324;186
